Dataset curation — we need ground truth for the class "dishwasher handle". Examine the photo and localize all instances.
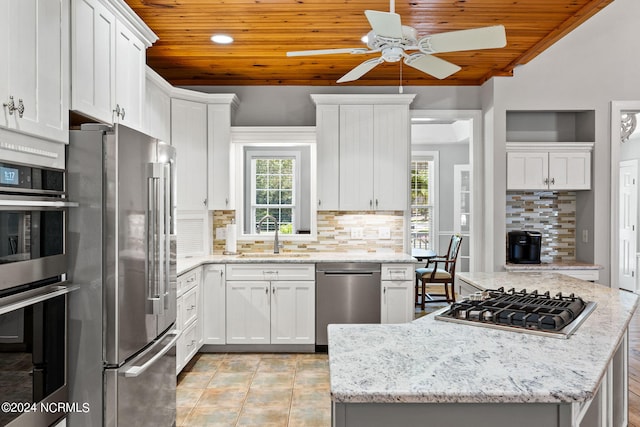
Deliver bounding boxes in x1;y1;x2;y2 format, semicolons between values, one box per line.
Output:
319;270;378;276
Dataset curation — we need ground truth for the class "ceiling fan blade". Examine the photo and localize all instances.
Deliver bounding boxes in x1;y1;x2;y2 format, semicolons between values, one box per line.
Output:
404;54;461;79
287;48;371;57
419;25;507;54
364;10;403;39
337;57;384;83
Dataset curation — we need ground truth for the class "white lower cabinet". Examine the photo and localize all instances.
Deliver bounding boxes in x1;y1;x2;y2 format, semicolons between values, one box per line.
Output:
381;264;414;324
202;264;226;345
225;264;315;345
176;266;202;373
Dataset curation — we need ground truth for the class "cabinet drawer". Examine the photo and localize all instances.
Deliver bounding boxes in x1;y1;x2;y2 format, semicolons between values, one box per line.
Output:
178;267;201;296
381;264;415;281
226;263;315;281
179;321;199;368
180;285;199;327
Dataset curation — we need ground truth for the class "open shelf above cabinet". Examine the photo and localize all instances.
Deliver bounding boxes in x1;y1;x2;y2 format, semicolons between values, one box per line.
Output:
506;110;595;143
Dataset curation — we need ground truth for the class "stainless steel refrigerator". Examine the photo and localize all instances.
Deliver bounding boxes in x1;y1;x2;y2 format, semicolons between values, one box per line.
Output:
66;124;178;426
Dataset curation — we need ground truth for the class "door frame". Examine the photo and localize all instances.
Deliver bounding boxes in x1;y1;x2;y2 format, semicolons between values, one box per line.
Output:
610;101;640;291
409;110;484;272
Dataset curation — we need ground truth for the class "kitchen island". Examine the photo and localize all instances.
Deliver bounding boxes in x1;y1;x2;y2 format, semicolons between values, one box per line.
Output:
328;272;638;427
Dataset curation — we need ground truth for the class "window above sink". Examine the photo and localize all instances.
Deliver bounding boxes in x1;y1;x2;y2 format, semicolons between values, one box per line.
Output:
231;127;317;241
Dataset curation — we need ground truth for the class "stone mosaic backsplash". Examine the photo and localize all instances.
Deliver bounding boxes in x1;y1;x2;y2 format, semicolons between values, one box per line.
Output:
211;210;405;254
505;191;576;262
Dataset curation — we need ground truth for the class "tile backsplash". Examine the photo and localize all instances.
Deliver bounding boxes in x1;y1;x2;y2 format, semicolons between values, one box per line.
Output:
211;210;405;254
506;191;576;262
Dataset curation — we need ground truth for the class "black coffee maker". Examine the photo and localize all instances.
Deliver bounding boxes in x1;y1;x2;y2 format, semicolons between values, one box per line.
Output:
507;230;542;264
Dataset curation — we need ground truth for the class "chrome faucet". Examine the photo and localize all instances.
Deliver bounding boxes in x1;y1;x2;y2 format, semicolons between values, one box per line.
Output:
256;214;280;254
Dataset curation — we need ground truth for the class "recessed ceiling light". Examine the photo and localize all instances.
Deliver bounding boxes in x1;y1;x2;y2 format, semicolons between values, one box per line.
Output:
211;34;233;44
361;35;369;44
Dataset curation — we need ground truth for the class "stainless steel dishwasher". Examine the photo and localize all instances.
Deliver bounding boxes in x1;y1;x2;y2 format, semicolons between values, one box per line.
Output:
315;263;381;350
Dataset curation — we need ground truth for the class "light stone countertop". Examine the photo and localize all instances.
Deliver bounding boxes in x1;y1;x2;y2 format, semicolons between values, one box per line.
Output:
327;271;639;404
176;252;416;276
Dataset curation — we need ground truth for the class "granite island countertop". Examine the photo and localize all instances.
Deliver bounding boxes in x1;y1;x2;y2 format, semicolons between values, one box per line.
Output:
327;272;638;404
177;252;416;275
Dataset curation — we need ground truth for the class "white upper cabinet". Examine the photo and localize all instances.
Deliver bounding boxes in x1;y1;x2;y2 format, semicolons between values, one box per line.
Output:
506;143;592;190
114;20;145;130
0;0;69;143
171;98;208;211
312;94;415;211
208;97;239;210
373;104;410;210
144;67;171;143
71;0;115;125
71;0;156;131
314;104;340;210
339;104;375;210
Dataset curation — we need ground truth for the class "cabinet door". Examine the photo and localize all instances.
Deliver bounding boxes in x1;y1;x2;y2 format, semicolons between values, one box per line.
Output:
548;151;591;190
506;151;549;190
115;21;145;131
381;281;413;324
226;281;270;344
208;103;233;209
339;105;374;210
202;265;226;345
144;71;171;142
71;0;115;124
270;281;315;344
171;98;208;211
374;105;409;210
3;0;68;143
316;104;340;210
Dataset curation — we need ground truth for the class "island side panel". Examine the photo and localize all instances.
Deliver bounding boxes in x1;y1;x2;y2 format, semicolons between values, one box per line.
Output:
332;402;573;427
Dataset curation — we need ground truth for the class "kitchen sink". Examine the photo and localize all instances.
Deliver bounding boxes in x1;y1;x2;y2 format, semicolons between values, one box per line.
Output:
237;253;311;258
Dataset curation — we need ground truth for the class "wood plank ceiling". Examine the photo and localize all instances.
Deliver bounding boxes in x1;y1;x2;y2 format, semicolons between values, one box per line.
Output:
124;0;613;86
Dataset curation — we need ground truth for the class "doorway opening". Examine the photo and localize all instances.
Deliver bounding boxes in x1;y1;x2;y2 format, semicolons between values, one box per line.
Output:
409;110;483;273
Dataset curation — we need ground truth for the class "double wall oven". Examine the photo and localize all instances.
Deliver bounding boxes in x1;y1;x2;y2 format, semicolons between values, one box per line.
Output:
0;140;76;427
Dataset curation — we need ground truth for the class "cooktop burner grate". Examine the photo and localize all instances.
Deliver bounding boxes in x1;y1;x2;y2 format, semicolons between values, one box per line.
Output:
434;287;597;338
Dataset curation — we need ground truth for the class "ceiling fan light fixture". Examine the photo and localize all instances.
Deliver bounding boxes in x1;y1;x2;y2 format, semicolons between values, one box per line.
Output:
211;34;233;44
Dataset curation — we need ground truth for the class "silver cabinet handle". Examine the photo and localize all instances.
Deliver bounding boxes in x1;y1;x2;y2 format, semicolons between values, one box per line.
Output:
3;96;23;117
3;96;15;114
544;178;549;186
550;178;555;185
113;104;126;120
122;329;181;378
265;287;269;294
16;99;24;118
375;199;379;208
369;200;373;208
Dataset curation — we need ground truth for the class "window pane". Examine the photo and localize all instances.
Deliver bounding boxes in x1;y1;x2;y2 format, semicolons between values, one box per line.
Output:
268;175;281;189
410;159;434;250
281;190;292;204
256;190;268;204
251;156;296;235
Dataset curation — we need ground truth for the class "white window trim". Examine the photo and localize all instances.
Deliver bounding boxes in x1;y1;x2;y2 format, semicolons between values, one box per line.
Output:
411;151;439;252
231;126;317;242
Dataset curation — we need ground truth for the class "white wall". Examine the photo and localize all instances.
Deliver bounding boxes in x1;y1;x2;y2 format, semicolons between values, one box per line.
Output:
490;0;640;284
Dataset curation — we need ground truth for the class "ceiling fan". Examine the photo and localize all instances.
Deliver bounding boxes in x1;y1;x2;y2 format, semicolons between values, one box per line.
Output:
286;1;507;83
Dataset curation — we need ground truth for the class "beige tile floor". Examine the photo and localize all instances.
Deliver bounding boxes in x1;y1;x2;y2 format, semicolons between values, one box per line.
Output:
176;353;331;427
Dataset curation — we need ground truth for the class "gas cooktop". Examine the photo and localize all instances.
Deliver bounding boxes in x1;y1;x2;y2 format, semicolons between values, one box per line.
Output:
434;287;597;339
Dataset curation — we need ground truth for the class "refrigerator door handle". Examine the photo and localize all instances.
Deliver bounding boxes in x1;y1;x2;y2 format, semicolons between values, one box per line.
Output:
121;329;181;378
163;163;171;312
147;163;164;315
